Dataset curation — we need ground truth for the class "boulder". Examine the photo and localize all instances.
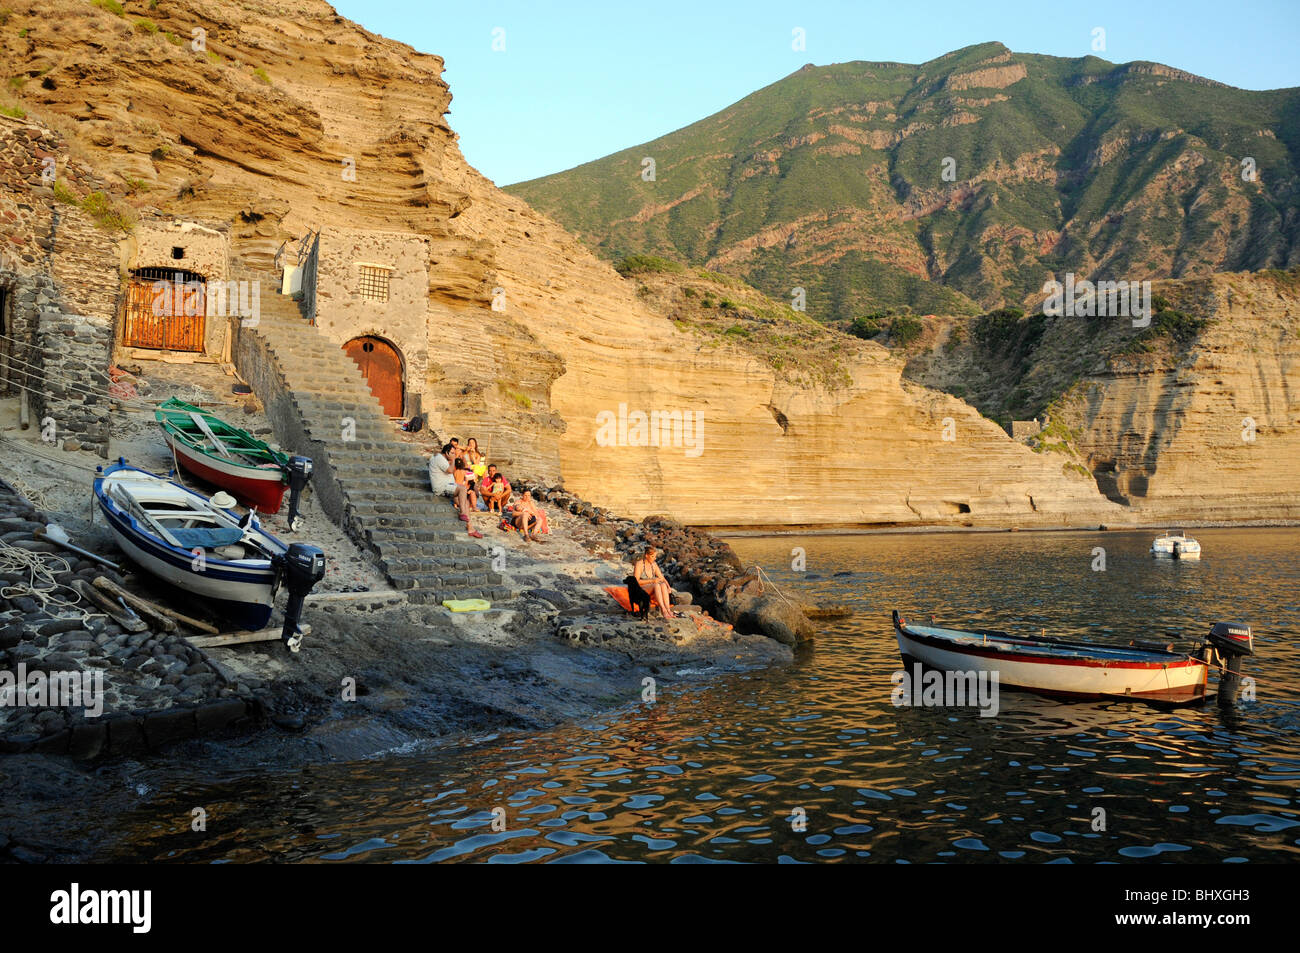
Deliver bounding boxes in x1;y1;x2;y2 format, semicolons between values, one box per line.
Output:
721;590;815;647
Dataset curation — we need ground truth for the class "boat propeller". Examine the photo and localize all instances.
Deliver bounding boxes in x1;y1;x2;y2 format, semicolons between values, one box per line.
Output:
285;456;313;533
1197;622;1255;707
275;542;326;653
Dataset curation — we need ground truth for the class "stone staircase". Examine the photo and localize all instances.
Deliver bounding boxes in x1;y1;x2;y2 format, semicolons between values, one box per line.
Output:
228;262;508;605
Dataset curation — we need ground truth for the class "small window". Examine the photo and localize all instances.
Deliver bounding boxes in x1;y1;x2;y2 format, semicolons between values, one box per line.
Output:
358;265;390;303
171;246;185;260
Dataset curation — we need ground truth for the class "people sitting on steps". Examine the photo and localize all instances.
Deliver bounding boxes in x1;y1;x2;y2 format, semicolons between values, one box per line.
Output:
428;442;483;538
482;465;512;513
631;545;677;620
464;437;488;481
453;456;479;512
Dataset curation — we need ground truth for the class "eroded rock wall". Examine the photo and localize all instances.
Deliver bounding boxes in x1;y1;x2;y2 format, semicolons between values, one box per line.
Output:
1060;272;1300;521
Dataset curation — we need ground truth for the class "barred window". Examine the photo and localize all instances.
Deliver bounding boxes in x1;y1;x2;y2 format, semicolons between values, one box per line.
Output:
357;265;391;303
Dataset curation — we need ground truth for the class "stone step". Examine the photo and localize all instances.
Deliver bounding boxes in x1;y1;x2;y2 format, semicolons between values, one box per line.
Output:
368;528;484;551
335;474;430;493
233;255;498;602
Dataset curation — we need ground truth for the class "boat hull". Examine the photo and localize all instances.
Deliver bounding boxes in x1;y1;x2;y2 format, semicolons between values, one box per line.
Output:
893;613;1208;702
164;432;288;513
94;463;285;630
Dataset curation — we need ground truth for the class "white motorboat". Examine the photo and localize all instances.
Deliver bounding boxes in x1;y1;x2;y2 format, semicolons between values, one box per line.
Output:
1151;529;1201;559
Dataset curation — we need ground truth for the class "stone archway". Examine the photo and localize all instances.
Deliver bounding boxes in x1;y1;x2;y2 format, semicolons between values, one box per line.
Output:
344;335;404;417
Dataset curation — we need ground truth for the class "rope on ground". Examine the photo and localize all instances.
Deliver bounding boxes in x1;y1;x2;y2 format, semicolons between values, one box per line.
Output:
0;467;53;511
0;538;100;621
0;433;104;476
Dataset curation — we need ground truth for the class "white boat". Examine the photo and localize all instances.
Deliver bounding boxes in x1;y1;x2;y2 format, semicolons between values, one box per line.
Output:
93;460;290;629
1151;529;1201;559
892;611;1211;702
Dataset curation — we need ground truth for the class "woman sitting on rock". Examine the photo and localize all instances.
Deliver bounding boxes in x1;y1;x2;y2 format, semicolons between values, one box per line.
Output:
632;546;676;619
512;490;544;542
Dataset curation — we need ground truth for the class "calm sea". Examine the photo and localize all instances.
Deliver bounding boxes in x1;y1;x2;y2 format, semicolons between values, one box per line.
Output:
65;528;1300;862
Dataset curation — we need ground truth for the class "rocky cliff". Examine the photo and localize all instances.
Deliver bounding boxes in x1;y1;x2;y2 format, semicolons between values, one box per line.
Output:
1057;270;1300;521
0;1;1275;528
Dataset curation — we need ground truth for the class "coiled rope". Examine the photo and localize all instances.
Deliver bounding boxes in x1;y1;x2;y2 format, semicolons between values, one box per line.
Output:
0;538;99;620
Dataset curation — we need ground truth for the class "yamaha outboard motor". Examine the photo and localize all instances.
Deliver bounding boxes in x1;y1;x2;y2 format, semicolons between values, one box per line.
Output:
285;456;313;532
1203;622;1254;707
274;543;325;653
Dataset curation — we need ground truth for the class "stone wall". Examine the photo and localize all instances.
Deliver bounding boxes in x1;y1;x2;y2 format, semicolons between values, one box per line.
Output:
1011;419;1042;440
0;115;122;456
312;226;430;415
126;219;231;357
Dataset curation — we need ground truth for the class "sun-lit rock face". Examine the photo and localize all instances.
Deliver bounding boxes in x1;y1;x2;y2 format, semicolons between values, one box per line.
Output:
1059;271;1300;522
4;3;1280;528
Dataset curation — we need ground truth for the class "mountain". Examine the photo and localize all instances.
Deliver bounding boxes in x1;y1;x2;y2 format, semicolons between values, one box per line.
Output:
507;42;1300;323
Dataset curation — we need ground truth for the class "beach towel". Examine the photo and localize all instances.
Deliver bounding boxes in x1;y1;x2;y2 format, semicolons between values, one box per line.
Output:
605;585;659;615
442;598;490;612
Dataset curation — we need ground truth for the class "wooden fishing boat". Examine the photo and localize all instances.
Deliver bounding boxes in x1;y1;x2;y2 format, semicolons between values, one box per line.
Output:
891;610;1211;702
94;461;292;630
155;398;291;513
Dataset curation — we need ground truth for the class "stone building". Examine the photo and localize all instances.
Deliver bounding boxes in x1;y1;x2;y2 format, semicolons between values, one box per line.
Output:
291;226;432;420
118;219;232;361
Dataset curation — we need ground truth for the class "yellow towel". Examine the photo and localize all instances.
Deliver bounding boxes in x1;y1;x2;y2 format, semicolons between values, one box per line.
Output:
442;598;491;612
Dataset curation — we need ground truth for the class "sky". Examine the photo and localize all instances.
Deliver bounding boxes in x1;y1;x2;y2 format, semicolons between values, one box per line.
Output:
332;0;1300;187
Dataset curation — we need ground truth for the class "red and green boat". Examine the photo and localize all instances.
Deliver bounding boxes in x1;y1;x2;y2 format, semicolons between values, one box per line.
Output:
155;398;292;513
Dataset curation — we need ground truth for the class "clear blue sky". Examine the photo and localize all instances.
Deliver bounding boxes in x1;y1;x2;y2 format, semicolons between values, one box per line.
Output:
333;0;1300;187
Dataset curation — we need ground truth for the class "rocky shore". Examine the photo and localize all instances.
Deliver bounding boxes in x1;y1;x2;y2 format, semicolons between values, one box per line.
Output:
0;479;257;758
517;481;816;646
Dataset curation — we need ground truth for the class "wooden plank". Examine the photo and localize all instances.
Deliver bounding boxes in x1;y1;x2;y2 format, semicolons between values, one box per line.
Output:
71;578;150;633
93;575;218;634
188;624;311;649
305;590;405;604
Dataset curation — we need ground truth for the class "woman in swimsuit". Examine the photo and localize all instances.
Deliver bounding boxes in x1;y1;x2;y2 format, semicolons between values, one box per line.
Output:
633;546;676;619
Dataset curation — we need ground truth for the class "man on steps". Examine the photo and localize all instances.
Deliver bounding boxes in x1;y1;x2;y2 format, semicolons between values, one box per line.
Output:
429;442;483;538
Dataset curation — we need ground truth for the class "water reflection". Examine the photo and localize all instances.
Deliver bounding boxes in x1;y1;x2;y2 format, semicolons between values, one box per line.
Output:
87;528;1300;862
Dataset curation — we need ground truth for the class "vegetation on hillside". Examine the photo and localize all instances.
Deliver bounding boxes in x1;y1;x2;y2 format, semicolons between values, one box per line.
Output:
510;43;1298;324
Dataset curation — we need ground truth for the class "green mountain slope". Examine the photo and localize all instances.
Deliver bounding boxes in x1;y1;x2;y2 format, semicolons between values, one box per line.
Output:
508;42;1300;323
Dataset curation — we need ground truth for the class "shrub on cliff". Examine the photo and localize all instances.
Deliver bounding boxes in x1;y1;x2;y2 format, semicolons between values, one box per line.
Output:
615;254;684;277
1121;307;1207;353
973;307;1027;352
889;315;924;348
847;317;880;339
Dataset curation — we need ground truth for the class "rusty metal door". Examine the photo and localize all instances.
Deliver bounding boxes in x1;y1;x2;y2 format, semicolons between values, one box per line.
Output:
344;336;403;417
122;269;206;352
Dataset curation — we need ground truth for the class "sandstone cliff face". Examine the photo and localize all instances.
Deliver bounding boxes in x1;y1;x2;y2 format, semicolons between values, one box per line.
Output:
1058;271;1300;521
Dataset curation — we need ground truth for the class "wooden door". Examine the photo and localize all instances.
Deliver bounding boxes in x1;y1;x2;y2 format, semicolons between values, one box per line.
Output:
344;336;403;417
122;270;206;352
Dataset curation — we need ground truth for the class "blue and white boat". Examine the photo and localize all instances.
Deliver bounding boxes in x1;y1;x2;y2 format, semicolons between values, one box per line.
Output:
93;460;289;629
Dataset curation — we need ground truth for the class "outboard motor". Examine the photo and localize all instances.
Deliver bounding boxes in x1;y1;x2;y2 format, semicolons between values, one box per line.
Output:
1204;622;1254;707
274;543;325;653
285;456;313;532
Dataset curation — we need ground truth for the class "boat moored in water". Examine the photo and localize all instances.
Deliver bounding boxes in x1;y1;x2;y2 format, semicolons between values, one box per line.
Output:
1151;529;1201;559
891;610;1254;705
